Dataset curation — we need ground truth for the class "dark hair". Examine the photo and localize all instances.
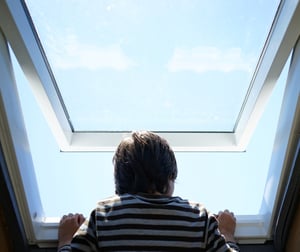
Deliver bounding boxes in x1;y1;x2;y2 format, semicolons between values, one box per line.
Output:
113;131;177;195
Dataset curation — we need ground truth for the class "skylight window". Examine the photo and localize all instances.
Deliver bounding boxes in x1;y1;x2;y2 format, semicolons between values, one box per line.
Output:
6;0;290;152
0;0;299;247
4;1;295;151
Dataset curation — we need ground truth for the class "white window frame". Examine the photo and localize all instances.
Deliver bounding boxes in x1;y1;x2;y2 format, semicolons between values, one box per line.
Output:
0;0;300;247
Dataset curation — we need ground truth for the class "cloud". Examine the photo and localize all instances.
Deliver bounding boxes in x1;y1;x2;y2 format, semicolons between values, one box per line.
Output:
48;35;136;71
167;46;254;73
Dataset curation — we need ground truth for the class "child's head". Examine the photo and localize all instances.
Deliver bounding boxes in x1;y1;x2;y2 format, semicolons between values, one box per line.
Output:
113;131;177;196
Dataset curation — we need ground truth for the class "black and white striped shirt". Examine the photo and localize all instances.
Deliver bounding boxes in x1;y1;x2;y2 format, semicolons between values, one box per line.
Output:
58;194;240;251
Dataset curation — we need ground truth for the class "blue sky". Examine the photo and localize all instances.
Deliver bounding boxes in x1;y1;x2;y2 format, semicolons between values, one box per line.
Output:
25;0;280;132
13;0;285;218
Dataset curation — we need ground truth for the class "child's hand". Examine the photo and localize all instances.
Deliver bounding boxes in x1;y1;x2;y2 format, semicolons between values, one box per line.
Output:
216;210;237;243
58;213;85;248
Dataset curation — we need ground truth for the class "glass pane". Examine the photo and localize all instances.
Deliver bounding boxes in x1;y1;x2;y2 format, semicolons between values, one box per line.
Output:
25;0;280;131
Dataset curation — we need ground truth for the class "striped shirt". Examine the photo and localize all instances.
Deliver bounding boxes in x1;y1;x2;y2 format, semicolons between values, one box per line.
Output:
58;194;240;252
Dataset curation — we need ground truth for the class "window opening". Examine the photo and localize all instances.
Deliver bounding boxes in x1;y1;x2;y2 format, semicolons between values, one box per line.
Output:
10;43;290;243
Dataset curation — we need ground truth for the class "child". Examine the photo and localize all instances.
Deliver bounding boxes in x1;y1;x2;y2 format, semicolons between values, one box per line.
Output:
58;131;239;251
